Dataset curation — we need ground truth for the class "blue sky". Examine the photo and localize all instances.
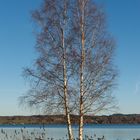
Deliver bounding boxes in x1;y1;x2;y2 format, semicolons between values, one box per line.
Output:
99;0;140;114
0;0;140;116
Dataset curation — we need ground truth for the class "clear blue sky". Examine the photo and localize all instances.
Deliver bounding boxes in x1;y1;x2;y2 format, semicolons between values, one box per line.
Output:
0;0;140;116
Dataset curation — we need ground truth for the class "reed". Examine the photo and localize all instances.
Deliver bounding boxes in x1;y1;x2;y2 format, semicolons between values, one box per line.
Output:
0;128;104;140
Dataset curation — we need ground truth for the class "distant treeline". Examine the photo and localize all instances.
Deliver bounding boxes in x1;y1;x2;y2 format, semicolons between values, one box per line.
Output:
0;114;140;124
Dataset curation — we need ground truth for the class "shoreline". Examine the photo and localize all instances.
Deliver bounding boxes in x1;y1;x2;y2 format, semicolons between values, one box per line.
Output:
0;114;140;125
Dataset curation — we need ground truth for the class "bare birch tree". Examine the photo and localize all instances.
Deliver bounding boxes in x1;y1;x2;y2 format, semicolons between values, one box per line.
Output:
20;0;117;139
19;0;75;139
71;0;117;139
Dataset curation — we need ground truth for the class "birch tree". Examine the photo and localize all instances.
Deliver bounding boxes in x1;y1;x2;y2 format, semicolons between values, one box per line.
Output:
20;0;117;139
19;0;75;139
71;0;117;139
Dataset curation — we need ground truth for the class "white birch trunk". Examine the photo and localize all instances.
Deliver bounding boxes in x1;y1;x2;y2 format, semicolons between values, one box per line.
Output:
79;32;85;140
62;30;74;140
79;1;85;139
62;4;74;137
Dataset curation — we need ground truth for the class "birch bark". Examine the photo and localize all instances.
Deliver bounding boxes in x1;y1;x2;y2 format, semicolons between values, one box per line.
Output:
79;0;85;139
62;1;74;139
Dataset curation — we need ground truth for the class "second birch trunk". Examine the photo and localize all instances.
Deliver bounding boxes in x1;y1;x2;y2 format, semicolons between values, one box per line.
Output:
62;28;74;140
79;1;85;138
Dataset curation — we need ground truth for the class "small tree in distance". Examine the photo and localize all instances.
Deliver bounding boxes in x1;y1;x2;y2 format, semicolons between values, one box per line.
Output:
19;0;117;140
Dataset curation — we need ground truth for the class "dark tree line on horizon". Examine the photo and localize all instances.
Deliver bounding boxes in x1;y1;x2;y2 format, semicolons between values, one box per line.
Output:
19;0;117;139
